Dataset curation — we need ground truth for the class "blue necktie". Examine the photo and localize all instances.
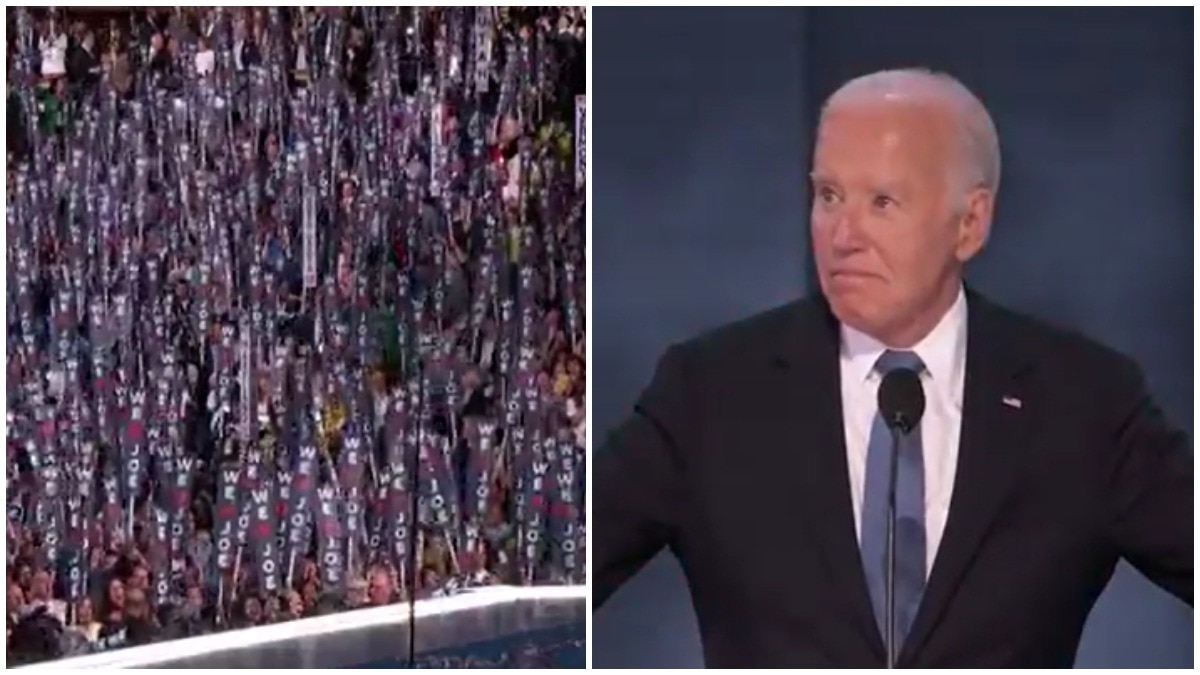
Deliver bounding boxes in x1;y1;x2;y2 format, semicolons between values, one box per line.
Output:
860;350;927;651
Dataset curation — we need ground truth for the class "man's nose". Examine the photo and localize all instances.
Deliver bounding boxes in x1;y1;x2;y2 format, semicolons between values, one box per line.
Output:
830;205;868;253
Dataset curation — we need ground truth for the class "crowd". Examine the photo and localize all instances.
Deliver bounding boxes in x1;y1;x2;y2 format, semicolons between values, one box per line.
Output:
6;6;587;665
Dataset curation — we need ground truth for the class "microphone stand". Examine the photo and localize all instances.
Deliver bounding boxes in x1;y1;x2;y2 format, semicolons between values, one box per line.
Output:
884;417;904;670
877;368;924;669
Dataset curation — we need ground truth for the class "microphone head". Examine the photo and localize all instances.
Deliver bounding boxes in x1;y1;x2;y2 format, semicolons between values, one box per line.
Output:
878;368;925;434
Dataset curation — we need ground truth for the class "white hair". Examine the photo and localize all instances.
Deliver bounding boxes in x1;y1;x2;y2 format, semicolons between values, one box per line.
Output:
821;68;1002;197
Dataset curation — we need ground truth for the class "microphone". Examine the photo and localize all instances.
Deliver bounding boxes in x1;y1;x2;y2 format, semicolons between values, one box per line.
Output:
879;369;925;434
877;368;925;669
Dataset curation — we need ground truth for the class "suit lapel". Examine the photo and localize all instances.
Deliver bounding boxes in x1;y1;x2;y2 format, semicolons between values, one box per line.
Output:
901;291;1035;663
773;299;884;658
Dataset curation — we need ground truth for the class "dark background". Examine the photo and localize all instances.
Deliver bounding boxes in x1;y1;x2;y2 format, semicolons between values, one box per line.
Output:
592;7;1193;668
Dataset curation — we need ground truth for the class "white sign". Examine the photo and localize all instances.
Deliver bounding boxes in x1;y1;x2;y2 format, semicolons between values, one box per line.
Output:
575;95;586;188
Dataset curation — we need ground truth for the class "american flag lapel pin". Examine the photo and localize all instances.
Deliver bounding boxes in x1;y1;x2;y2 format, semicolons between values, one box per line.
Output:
1002;396;1023;409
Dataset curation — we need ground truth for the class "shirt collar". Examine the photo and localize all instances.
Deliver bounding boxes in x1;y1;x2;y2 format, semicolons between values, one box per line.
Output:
840;285;968;385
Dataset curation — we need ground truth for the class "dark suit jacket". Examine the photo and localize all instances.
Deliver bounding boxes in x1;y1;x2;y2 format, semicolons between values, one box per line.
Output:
66;44;99;88
594;290;1192;668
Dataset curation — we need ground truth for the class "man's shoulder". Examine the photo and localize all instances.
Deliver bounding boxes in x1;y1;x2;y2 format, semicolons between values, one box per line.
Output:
659;293;1142;386
668;297;823;367
973;295;1141;382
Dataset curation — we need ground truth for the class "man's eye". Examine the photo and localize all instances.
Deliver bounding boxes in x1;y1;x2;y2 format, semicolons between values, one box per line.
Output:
873;194;896;209
818;187;839;204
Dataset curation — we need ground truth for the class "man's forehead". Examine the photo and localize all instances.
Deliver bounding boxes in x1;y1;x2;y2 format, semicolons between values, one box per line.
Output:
819;94;957;141
814;99;959;176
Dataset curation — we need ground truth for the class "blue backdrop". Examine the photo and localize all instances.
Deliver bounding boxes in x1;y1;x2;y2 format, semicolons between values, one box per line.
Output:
591;7;1193;668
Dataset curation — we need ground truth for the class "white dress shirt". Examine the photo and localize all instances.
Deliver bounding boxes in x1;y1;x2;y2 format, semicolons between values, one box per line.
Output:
840;287;967;575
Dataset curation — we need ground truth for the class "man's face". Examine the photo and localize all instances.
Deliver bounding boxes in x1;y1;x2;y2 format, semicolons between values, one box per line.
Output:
8;582;24;611
29;571;51;601
193;533;212;560
286;591;303;615
810;96;987;343
130;566;150;591
245;597;262;622
368;571;392;605
498;115;521;145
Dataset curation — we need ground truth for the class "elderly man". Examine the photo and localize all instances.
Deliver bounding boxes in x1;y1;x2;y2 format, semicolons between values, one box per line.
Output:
24;570;67;624
593;69;1192;668
366;565;396;606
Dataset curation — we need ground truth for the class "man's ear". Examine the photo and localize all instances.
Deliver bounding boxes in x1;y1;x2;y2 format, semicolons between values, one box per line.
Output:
955;186;994;263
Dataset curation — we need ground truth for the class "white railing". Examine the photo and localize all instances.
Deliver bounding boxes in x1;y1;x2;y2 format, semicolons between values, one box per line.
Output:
20;585;586;670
